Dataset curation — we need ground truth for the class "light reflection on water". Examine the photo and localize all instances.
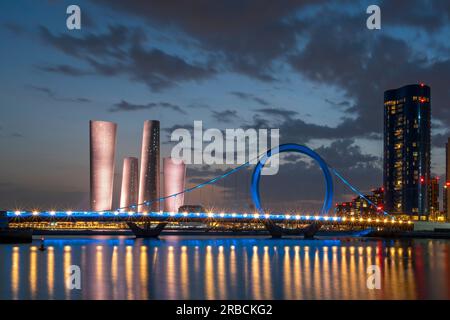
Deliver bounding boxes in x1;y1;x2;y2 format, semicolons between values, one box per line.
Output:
0;236;449;300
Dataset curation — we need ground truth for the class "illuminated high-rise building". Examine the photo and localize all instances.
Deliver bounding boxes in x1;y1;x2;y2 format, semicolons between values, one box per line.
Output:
371;187;385;211
445;138;450;221
119;157;139;211
163;158;186;212
138;120;160;212
428;176;439;220
383;84;431;219
90;120;117;211
335;202;353;217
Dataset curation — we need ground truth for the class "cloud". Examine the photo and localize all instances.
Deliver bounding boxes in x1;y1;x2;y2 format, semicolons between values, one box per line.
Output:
241;112;380;145
187;165;230;179
37;64;90;76
92;0;321;81
109;100;186;114
324;98;352;111
91;0;450;81
28;85;91;103
210;109;239;123
254;108;298;121
29;85;53;97
161;123;196;143
162;123;195;134
38;25;216;91
2;22;25;35
288;8;450;141
91;1;450;134
380;0;450;32
230;91;269;106
432;132;450;148
39;24;133;58
314;139;379;170
0;125;24;139
10;133;24;138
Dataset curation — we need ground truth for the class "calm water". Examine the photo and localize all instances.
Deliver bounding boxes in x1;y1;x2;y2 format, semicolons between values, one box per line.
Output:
0;236;449;300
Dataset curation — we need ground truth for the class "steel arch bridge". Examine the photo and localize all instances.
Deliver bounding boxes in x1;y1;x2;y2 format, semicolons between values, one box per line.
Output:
250;143;334;216
3;144;413;238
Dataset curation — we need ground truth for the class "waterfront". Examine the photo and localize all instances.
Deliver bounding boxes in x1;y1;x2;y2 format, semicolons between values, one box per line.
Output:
0;236;449;300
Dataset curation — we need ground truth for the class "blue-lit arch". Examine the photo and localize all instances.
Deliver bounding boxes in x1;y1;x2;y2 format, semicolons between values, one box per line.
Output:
251;144;334;215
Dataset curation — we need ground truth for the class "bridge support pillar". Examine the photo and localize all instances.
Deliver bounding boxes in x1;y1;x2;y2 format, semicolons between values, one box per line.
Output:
262;220;323;239
263;220;322;239
303;222;322;239
127;222;167;238
262;221;284;238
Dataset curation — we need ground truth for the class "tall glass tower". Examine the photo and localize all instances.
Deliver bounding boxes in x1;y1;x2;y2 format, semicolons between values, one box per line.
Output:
445;138;450;221
119;157;139;211
383;84;431;219
90;120;117;211
138;120;160;212
163;157;186;213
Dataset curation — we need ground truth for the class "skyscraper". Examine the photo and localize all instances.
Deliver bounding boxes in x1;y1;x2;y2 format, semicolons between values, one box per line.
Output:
445;138;450;221
383;84;431;219
119;157;139;211
163;158;186;212
90;120;117;211
138;120;160;212
428;176;439;220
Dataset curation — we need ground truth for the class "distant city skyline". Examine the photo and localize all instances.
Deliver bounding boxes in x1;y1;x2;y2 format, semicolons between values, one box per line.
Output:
1;1;450;211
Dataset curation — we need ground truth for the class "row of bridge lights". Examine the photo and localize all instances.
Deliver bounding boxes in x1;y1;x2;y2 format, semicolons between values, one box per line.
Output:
341;216;412;224
11;210;412;224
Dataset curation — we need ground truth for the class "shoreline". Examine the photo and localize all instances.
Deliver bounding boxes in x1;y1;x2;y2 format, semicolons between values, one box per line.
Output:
27;229;450;240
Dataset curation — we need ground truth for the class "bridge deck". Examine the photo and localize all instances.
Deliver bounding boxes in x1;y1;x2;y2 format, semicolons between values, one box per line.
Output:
5;211;413;230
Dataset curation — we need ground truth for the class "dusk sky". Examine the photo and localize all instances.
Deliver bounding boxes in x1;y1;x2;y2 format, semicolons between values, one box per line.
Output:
1;0;450;212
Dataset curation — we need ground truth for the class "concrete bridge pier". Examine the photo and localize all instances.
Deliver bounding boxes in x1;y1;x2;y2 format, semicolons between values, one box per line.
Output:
262;220;284;238
126;222;167;238
263;220;323;239
303;222;322;239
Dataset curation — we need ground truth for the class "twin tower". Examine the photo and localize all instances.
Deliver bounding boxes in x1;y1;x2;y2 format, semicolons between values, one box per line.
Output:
89;120;186;213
